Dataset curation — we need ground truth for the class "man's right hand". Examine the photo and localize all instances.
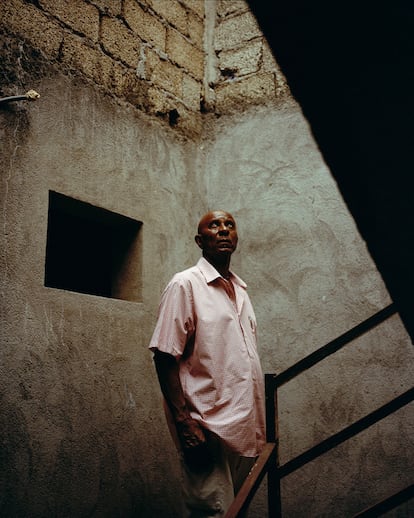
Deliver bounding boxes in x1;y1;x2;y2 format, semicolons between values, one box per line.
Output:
176;418;212;472
176;416;205;448
153;351;212;471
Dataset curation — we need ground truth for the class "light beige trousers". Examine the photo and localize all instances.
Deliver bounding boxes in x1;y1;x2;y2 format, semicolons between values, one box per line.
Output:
180;432;255;517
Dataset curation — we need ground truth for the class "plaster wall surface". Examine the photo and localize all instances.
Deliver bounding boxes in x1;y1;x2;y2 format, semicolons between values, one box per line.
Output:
1;74;413;518
202;103;414;517
0;69;203;517
1;3;413;517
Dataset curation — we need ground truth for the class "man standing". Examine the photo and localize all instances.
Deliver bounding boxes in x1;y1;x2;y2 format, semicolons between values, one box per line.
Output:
149;210;266;516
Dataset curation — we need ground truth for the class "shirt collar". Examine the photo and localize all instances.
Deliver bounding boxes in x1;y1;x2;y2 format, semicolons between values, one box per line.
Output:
196;257;247;289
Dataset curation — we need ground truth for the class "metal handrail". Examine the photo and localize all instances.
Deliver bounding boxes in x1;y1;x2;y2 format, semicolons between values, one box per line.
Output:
278;387;414;479
225;302;414;517
353;483;414;517
273;303;397;389
225;443;277;518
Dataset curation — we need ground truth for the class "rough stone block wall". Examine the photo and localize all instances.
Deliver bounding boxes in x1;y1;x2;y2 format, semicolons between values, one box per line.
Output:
211;0;290;114
0;0;290;138
0;0;206;138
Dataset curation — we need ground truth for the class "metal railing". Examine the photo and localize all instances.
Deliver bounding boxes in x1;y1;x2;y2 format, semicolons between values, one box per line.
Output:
225;302;414;517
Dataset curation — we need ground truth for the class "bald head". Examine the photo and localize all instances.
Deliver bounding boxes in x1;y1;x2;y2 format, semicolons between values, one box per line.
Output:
197;210;235;234
195;210;238;267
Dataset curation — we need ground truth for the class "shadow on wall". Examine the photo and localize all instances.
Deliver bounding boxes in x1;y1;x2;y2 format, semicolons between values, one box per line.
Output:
0;397;31;515
248;1;414;342
0;378;149;516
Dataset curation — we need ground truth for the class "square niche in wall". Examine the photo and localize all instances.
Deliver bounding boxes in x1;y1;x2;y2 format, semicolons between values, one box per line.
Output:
45;190;142;302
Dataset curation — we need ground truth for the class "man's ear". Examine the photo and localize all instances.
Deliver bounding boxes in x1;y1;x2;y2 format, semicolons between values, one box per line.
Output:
195;234;203;249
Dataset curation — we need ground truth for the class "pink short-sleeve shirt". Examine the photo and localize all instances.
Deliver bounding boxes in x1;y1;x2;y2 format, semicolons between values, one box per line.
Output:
149;257;266;457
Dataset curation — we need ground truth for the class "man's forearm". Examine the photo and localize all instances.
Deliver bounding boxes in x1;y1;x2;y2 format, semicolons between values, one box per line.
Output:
153;350;209;469
153;350;192;423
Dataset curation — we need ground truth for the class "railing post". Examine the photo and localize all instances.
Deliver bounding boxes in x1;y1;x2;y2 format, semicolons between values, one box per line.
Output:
265;374;282;518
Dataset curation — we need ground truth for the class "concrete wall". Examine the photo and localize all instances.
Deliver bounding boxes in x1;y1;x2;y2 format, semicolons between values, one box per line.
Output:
1;1;413;517
202;103;414;516
0;56;203;515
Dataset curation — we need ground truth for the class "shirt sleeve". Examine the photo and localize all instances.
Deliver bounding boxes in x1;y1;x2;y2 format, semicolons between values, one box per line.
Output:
148;275;195;359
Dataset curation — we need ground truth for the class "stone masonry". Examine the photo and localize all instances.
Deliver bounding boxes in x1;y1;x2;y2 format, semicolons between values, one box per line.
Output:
0;0;289;139
212;0;289;114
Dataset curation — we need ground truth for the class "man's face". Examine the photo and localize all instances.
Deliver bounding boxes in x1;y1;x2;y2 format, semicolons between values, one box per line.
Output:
195;211;238;260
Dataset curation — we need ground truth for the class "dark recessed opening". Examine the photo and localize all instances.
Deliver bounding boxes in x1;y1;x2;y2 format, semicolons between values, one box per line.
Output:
44;191;142;301
220;67;237;80
168;108;179;126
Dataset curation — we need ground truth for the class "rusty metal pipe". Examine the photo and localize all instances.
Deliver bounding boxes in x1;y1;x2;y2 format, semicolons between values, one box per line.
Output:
0;89;40;105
